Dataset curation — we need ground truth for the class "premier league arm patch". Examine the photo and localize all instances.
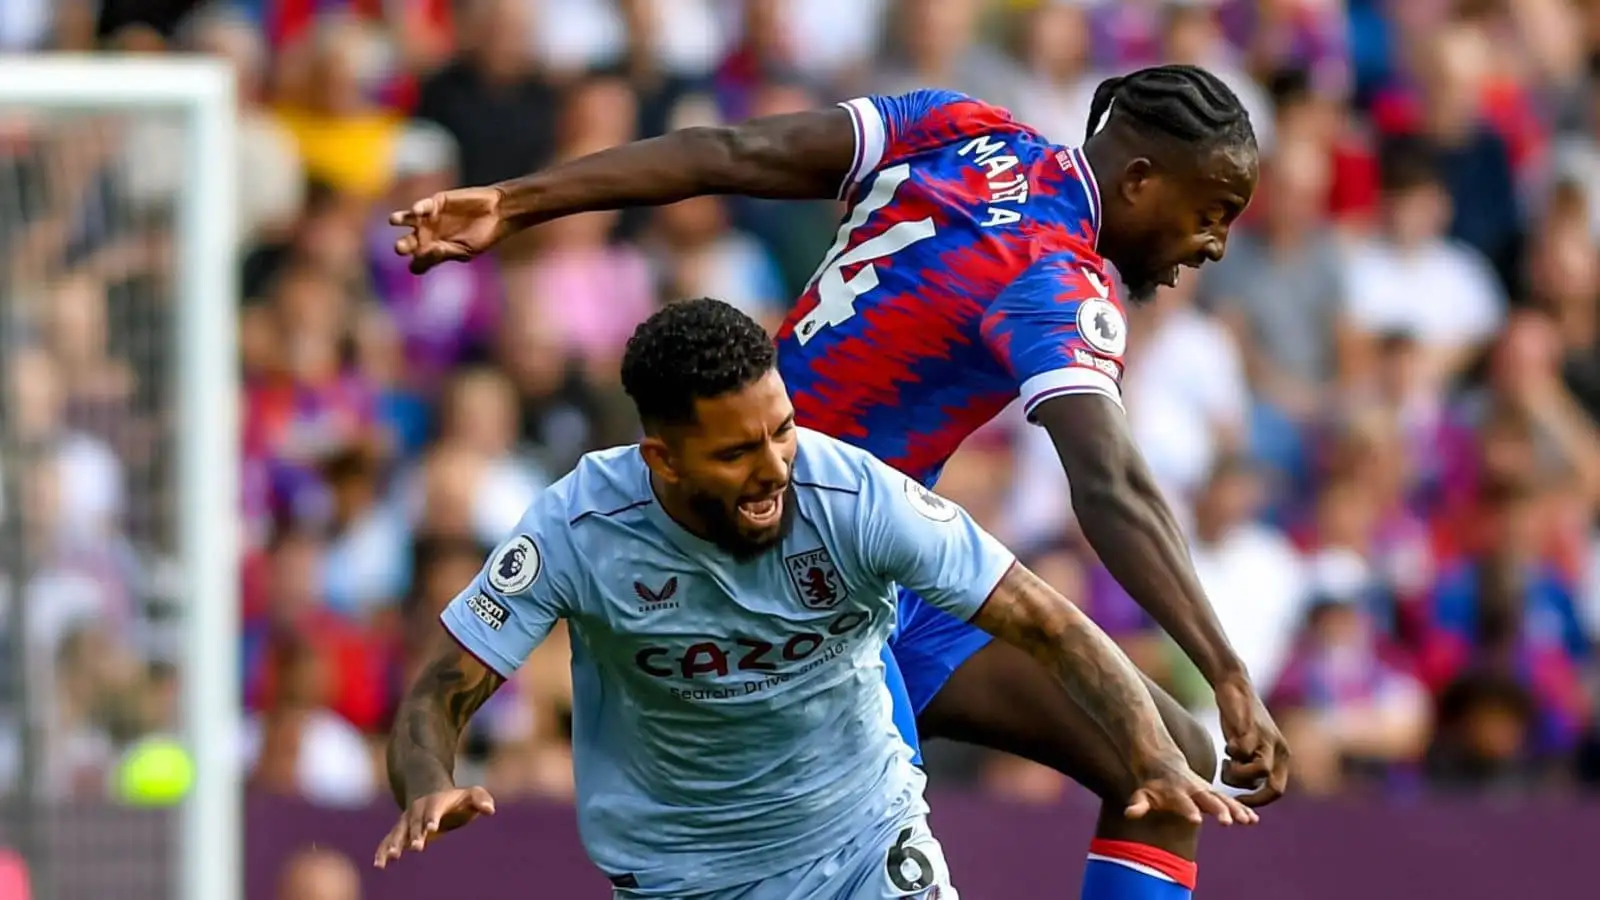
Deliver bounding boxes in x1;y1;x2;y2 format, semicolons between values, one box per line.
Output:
488;534;542;594
902;477;959;523
465;592;510;631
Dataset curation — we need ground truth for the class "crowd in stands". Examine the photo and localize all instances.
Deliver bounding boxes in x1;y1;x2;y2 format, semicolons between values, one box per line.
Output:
2;0;1600;810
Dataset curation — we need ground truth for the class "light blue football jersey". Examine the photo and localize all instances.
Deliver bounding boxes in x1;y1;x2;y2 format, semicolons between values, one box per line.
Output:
440;427;1016;895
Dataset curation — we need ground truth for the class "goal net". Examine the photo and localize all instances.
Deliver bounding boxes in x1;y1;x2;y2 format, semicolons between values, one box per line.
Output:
0;58;239;900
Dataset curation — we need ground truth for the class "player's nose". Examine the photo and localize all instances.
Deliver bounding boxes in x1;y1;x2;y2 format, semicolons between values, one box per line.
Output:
754;441;790;487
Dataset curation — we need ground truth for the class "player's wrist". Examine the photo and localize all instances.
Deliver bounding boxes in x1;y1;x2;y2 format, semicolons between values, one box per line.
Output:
1204;660;1252;693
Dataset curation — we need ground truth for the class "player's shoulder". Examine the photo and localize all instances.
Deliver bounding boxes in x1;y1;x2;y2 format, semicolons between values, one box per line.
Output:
791;428;921;500
791;428;875;496
539;443;653;529
853;88;1048;154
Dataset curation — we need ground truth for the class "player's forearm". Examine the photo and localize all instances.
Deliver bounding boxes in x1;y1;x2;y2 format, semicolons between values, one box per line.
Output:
1072;464;1248;689
385;640;506;807
1039;398;1249;689
493;111;852;228
386;702;462;808
974;565;1181;771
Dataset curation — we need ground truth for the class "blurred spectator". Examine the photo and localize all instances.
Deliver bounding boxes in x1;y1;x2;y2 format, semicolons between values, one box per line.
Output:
183;7;307;246
1426;671;1545;793
243;634;378;808
872;0;1022;106
1420;476;1593;764
415;0;559;189
366;120;501;391
275;847;361;900
402;366;546;546
318;441;408;621
1199;134;1348;428
504;168;655;372
274;16;405;199
1270;554;1432;796
1004;0;1102;142
1181;458;1308;711
648;191;787;331
1372;22;1524;288
1342;137;1506;392
1123;273;1250;506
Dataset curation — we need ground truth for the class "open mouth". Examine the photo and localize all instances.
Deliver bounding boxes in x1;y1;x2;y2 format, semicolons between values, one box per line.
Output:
736;493;784;529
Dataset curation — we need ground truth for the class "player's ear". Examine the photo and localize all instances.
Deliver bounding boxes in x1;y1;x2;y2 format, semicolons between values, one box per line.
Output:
1119;157;1156;205
639;435;681;485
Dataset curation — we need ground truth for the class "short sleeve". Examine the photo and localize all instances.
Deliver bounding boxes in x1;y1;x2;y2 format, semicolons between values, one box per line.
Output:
835;89;1012;198
439;490;575;678
980;253;1128;420
856;457;1016;622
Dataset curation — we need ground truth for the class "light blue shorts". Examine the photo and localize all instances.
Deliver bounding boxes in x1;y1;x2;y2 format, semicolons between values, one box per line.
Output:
614;816;958;900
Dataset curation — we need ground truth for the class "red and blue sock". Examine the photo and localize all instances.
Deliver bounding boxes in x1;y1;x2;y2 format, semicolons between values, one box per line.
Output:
1081;839;1196;900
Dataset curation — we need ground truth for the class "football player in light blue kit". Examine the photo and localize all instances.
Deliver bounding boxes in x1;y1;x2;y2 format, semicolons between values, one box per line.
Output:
374;299;1252;898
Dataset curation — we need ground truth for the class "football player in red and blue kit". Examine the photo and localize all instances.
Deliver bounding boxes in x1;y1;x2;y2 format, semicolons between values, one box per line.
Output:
392;64;1289;900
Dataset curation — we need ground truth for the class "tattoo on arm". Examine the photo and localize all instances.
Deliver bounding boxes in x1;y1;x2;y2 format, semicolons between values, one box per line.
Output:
972;563;1174;772
386;636;506;808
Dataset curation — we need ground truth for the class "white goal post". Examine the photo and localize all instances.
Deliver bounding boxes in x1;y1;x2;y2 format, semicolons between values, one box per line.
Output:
0;56;241;900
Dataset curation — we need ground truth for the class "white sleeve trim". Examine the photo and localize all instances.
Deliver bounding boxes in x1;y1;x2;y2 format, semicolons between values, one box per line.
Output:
837;97;887;199
1020;367;1123;421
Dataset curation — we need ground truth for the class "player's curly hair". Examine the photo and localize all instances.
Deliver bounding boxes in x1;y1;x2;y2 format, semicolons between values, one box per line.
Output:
1085;64;1256;155
621;298;777;428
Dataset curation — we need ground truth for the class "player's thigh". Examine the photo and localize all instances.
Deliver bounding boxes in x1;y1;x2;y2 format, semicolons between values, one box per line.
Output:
889;587;994;716
917;636;1214;800
834;817;958;900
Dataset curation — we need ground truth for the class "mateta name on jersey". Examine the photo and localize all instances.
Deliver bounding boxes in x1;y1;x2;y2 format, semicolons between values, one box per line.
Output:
957;135;1031;227
635;607;876;703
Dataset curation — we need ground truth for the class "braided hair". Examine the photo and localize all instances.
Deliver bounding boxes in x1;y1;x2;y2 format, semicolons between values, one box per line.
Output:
1085;64;1256;155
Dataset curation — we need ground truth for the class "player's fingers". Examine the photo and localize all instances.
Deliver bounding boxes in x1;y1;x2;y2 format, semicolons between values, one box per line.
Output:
395;233;419;256
410;197;437;220
1161;788;1204;825
1220;754;1270;789
1224;794;1260;825
467;786;497;815
374;823;407;868
1122;790;1152;820
1190;789;1234;827
1234;777;1285;808
389;209;415;227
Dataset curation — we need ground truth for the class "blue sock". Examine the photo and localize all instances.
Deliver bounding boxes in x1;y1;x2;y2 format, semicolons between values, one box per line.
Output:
1081;839;1194;900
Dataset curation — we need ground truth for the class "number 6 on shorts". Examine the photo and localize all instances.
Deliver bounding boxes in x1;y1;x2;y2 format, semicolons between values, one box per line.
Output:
880;821;957;899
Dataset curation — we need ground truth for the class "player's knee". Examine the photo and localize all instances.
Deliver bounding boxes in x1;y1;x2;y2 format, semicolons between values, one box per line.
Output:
1165;708;1218;783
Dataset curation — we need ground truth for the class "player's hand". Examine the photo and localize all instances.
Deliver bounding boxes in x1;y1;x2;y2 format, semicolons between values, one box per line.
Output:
1125;753;1259;827
1214;676;1292;807
373;785;496;869
390;187;512;275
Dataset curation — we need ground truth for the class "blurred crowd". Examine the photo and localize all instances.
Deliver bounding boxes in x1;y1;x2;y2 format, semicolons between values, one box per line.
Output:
3;0;1600;814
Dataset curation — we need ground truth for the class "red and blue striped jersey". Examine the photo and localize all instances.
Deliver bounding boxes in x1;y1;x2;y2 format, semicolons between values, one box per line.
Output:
776;89;1130;488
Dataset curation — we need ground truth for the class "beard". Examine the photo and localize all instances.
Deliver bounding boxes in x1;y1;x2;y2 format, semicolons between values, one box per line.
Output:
685;483;798;561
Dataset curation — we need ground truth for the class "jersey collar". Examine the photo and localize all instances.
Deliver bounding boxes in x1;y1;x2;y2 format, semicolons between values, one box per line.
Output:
1066;145;1102;248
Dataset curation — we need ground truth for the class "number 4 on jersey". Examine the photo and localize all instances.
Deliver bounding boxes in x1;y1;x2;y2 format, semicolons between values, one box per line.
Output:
794;164;937;345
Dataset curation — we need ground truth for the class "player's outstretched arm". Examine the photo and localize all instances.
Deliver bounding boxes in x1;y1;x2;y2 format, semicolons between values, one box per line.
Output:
972;563;1256;826
392;107;856;274
374;631;506;868
1033;392;1291;807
